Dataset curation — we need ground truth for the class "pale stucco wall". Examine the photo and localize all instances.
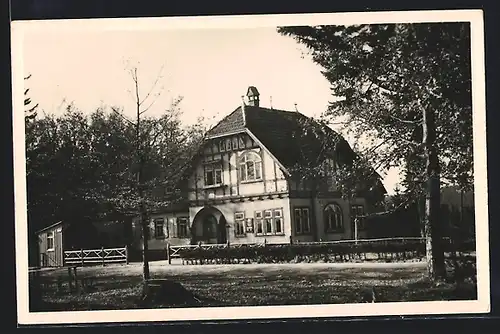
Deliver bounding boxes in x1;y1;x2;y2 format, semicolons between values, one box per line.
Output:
190;197;291;245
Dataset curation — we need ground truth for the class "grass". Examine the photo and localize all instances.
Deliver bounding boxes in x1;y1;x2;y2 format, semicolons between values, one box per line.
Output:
30;261;477;312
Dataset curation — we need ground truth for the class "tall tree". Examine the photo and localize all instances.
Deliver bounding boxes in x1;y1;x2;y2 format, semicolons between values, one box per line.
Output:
278;23;472;280
102;63;206;285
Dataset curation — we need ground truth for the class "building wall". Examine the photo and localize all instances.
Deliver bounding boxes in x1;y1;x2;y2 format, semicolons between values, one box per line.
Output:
37;225;64;267
132;211;191;251
190;197;291;245
187;132;288;203
315;197;368;241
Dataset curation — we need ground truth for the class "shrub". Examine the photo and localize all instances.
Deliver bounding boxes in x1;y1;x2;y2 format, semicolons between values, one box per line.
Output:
174;238;448;265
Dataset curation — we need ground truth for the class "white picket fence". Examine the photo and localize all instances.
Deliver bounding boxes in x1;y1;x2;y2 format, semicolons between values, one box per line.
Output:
64;246;129;266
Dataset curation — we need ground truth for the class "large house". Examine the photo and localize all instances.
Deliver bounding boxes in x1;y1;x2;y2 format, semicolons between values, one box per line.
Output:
131;86;386;252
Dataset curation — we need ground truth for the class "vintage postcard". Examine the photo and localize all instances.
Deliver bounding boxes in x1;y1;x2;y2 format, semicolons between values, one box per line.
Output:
11;9;489;325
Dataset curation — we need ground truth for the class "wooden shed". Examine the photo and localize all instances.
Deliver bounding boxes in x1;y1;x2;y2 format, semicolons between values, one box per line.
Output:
36;221;65;267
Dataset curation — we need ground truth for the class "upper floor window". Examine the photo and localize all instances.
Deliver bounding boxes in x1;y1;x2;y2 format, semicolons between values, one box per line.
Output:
204;163;223;186
239;151;262;182
324;203;343;232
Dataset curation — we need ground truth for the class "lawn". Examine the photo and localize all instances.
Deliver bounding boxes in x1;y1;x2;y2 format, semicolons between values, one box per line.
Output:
30;261;477;312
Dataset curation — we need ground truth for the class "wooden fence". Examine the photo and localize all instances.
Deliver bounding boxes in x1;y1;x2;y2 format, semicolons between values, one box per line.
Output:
64;246;129;267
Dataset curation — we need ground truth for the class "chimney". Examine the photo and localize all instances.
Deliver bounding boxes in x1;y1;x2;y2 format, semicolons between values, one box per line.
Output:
246;86;260;107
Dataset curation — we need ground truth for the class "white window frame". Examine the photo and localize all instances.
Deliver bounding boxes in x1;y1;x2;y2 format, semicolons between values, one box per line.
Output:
273;209;284;235
254;211;264;235
254;209;284;236
204;162;223;187
46;231;55;251
234;212;246;237
325;203;344;232
239;151;263;182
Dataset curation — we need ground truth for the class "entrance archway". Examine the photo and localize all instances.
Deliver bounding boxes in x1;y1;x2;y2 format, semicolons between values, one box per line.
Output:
191;206;228;244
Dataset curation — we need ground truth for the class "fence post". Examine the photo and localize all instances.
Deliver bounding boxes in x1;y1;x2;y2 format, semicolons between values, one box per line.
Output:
167;244;171;265
125;245;129;265
80;249;84;267
101;246;105;267
264;239;267;247
289;236;293;245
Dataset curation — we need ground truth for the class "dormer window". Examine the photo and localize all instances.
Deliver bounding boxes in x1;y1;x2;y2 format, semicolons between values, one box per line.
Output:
239;151;262;182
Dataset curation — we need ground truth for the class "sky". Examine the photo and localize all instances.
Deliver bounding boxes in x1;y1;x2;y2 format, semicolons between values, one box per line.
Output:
22;24;402;193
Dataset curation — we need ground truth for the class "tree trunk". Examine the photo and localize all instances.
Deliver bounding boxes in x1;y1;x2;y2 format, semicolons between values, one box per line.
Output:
140;203;151;281
422;104;446;281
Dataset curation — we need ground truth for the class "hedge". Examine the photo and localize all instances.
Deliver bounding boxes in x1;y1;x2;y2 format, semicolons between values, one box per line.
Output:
175;238;475;264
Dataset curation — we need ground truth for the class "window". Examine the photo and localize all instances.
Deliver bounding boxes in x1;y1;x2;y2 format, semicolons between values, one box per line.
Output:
232;137;239;150
294;208;311;235
273;209;283;234
234;212;245;236
177;217;189;238
254;211;264;235
239;151;262;182
154;218;165;238
46;231;54;251
264;210;273;234
219;140;226;152
351;204;365;230
204;163;223;186
238;136;246;149
324;203;343;232
254;209;284;236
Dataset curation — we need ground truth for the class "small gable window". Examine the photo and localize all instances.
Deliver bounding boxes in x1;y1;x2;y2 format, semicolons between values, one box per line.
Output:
239;151;262;182
324;203;343;232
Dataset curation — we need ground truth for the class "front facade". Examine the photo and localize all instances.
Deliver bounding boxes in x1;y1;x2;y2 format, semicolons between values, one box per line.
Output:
137;86;386;251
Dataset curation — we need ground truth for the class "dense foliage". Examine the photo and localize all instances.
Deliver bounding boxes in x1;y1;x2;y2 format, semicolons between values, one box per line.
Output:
25;104;205;236
278;23;473;279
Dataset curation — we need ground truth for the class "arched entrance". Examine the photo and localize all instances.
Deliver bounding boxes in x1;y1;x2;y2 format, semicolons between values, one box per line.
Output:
191;206;228;244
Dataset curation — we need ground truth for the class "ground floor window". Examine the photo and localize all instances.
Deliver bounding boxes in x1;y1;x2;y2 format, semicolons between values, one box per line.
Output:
154;218;165;238
294;207;311;235
177;217;189;238
324;203;343;232
351;204;365;230
234;212;246;237
255;208;284;236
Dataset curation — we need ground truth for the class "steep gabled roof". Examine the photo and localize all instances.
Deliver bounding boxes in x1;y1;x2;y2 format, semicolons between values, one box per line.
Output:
208;106;246;137
206;104;387;196
207;105;355;171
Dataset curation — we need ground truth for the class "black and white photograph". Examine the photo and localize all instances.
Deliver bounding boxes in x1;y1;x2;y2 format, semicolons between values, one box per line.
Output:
12;9;489;325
